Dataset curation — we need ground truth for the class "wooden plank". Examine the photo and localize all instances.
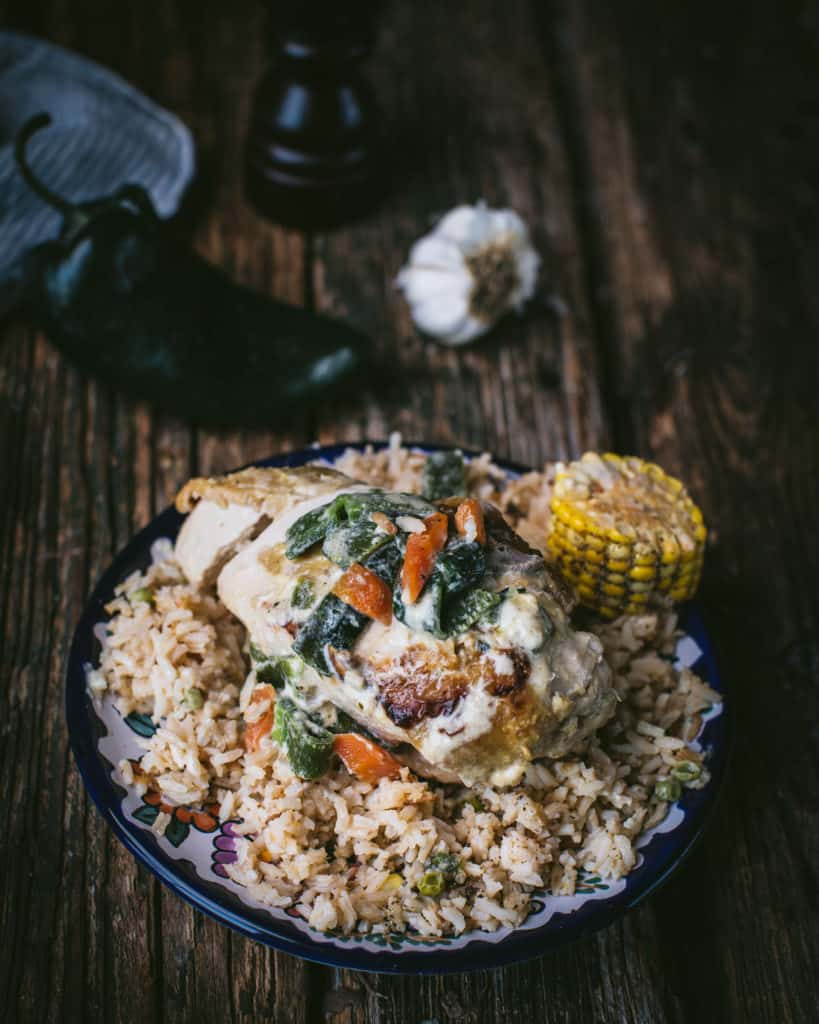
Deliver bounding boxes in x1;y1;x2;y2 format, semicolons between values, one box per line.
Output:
313;0;609;467
548;2;819;1022
165;5;317;1017
4;0;814;1019
0;320;165;1022
311;2;684;1023
0;0;313;1020
117;4;315;1021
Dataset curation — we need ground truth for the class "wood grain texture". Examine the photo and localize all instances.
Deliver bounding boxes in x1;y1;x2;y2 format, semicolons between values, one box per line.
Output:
312;0;609;465
1;0;816;1021
546;3;819;1023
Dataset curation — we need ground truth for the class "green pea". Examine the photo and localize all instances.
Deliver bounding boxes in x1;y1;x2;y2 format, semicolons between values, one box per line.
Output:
427;852;461;880
458;794;484;815
183;687;204;710
129;586;155;606
654;778;682;802
671;760;701;783
417;870;446;898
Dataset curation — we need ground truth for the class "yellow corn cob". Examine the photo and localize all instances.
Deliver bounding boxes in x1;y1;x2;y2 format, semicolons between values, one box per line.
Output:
548;452;706;618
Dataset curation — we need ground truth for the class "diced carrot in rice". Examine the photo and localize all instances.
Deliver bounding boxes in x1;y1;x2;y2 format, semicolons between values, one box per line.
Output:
334;733;403;784
244;684;277;752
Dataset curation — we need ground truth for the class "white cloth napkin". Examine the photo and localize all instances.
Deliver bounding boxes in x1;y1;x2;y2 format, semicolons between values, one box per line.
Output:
0;31;195;312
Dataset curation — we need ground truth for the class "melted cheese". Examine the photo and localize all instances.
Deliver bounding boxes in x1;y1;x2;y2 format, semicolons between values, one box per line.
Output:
213;475;614;787
256;545;341;626
399;585;440;634
417;684;499;764
495;591;545;651
217;484;371;657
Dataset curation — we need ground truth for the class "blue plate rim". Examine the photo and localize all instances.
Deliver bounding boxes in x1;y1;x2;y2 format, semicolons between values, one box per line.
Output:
66;441;730;974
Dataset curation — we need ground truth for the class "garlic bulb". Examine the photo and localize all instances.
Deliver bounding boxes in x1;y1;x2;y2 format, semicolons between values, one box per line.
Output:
396;202;541;345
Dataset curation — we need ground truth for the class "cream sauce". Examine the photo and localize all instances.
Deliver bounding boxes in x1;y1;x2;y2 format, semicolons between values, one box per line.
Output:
216;478;614;786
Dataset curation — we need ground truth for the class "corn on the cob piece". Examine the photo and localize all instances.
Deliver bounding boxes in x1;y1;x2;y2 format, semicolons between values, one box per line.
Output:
548;453;706;618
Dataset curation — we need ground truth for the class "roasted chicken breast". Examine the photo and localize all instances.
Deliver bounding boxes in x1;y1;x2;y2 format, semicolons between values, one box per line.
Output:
175;465;615;787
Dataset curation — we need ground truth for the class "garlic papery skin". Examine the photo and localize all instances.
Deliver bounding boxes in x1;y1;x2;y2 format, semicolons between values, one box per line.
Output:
396;202;541;345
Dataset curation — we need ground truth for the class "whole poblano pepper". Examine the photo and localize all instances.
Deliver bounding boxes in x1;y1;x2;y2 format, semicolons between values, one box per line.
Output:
14;114;368;426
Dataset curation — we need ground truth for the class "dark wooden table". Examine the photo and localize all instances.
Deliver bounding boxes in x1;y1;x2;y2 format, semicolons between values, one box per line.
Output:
2;1;818;1021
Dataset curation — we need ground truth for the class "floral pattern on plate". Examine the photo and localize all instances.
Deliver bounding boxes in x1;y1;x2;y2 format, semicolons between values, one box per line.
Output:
91;606;717;954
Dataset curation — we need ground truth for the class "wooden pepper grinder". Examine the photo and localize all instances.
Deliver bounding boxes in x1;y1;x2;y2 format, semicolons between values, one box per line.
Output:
245;1;384;229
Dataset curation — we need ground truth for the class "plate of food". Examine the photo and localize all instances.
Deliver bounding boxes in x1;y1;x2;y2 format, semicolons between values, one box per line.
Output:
67;437;727;973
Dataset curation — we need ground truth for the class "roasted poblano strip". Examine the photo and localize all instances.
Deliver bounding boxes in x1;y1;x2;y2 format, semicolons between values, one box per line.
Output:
394;540;488;638
363;539;403;584
322;519;392;569
291;576;315;609
434;541;486;596
285;500;344;558
256;653;304;689
327;707;362;734
292;594;368;675
339;489;434;522
292;538;404;675
285;489;434;559
248;641;268;663
293;540;404;674
422;449;467;500
272;697;335;779
442;588;501;636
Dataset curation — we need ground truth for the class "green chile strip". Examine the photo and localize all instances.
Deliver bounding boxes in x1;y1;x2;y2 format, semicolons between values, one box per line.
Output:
293;539;403;675
442;588;501;636
285;501;343;558
292;594;368;675
322;519;392;568
422;449;467;501
272;697;335;779
434;541;486;596
291;577;315;609
256;654;303;689
393;541;492;639
285;490;434;559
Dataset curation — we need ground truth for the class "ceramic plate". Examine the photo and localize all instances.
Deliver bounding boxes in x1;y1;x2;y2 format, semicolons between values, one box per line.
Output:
67;443;729;973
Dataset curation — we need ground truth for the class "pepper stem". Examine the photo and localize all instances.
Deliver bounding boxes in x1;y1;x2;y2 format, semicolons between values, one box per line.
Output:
14;113;75;215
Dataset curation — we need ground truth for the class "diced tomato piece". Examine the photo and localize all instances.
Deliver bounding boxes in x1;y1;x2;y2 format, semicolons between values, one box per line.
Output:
401;534;435;604
455;498;486;545
400;512;449;604
423;511;449;549
334;562;393;625
333;733;403;783
244;684;277;752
